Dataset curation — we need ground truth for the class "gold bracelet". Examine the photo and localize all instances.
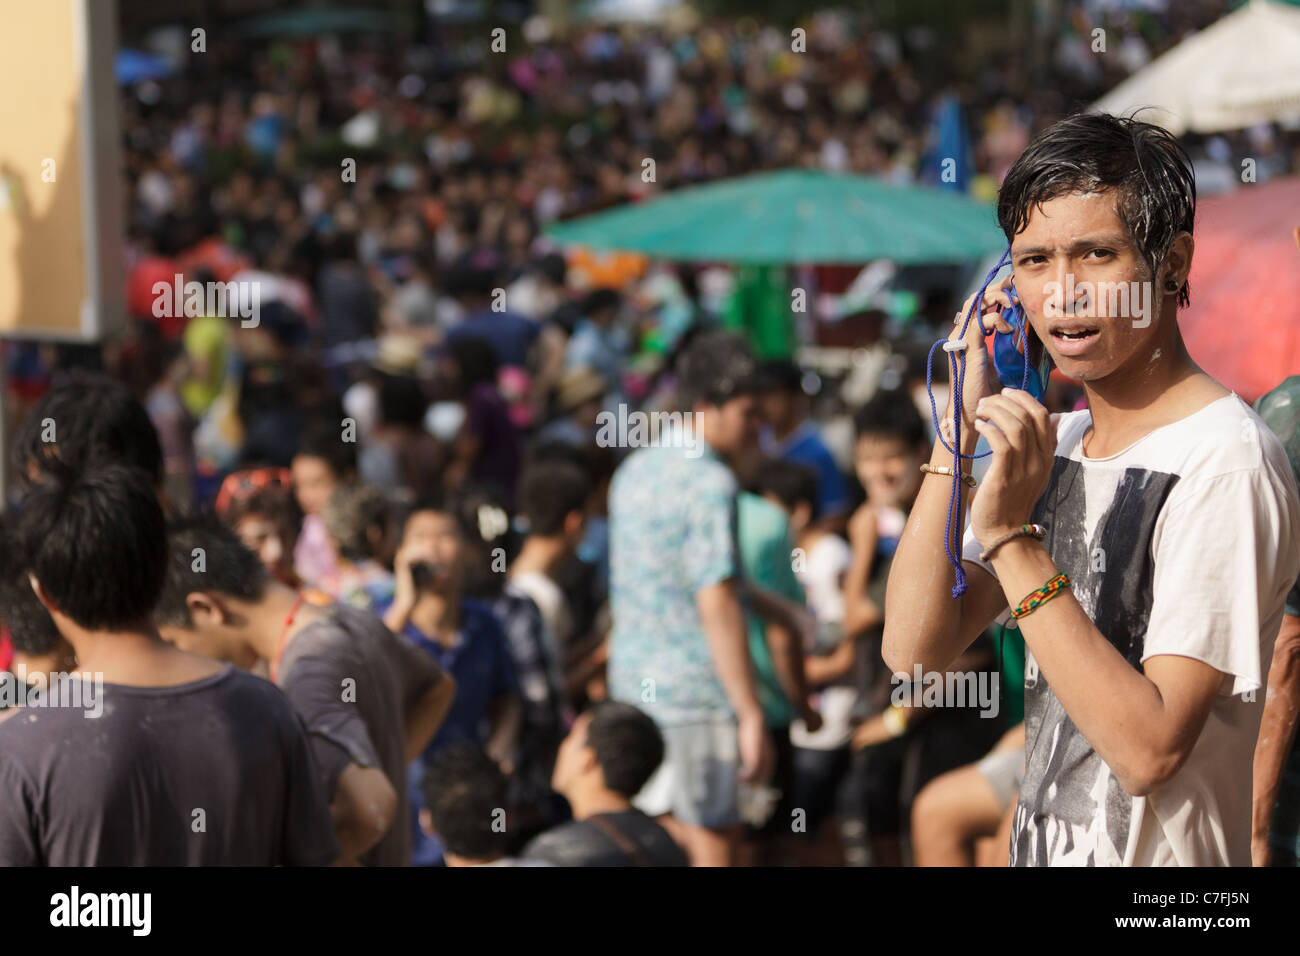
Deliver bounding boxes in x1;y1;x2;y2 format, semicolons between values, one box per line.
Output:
920;462;976;488
882;704;909;737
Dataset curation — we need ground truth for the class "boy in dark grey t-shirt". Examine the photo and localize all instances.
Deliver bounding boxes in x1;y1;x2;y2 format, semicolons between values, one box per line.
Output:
0;668;337;866
0;465;339;866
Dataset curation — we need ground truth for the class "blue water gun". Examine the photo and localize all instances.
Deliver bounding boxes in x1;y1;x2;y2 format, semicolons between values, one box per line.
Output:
990;283;1052;402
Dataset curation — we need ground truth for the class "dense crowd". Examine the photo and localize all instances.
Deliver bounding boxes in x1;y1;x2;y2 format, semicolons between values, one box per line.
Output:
1;1;1299;868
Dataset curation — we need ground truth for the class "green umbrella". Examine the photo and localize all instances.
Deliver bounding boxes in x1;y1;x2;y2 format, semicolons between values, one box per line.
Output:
544;168;1004;265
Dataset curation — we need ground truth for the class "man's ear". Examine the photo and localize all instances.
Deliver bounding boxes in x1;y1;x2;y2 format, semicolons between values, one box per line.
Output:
1293;226;1299;257
185;591;228;627
579;743;601;778
1160;232;1194;291
564;510;585;537
28;573;58;615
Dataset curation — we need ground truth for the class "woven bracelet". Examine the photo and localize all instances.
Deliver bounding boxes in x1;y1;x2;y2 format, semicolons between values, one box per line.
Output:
1011;572;1071;620
979;523;1046;562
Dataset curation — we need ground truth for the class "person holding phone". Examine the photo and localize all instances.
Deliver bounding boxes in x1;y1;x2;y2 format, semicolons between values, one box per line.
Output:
884;112;1300;866
383;498;523;866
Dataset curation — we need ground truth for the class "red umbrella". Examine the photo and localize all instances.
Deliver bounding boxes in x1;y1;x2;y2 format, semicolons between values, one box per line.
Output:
1182;176;1300;402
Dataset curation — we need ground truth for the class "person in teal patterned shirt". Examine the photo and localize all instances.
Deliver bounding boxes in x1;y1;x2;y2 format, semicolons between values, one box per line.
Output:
607;331;774;866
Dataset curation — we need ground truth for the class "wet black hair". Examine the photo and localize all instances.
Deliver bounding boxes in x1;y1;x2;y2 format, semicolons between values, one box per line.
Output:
997;112;1196;308
0;514;62;656
11;372;163;493
422;743;511;862
584;701;666;798
15;464;167;631
156;511;269;627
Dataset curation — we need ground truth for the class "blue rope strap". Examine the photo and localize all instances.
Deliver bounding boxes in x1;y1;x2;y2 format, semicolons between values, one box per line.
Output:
924;247;1029;598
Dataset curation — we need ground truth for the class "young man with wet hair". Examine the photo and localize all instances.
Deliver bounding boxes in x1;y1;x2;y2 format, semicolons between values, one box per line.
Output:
885;113;1300;866
156;512;455;865
0;465;337;865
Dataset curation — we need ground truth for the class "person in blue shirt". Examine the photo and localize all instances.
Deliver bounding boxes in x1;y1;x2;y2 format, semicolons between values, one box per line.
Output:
382;497;523;865
758;359;850;521
444;252;540;369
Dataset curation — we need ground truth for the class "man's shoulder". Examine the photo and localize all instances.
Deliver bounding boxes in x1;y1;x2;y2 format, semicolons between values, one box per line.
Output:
612;443;735;499
1059;394;1287;483
1161;395;1290;485
510;571;561;608
201;666;303;723
280;609;367;672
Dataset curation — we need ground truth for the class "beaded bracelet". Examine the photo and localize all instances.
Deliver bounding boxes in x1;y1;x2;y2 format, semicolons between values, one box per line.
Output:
1011;572;1071;620
979;523;1047;562
920;462;977;488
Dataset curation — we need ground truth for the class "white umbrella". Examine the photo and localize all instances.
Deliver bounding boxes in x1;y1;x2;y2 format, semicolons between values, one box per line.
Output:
1090;0;1300;135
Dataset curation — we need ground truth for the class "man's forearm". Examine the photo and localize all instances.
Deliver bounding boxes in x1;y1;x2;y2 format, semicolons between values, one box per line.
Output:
1253;614;1300;846
331;764;398;863
744;582;811;640
883;433;984;672
843;556;883;638
765;621;811;717
988;537;1218;795
383;599;413;636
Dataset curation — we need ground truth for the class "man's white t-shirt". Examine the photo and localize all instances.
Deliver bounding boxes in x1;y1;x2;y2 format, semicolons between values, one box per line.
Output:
962;394;1300;866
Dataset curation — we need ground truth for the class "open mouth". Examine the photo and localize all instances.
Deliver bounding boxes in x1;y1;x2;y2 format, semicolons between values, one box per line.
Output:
1050;328;1099;342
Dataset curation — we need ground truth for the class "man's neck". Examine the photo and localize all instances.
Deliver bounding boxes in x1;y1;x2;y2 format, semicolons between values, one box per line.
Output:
66;625;220;687
244;580;328;663
410;591;459;643
1078;329;1223;457
566;783;633;820
512;536;568;578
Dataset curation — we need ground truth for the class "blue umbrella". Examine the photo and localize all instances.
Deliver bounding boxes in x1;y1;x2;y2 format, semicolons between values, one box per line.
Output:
116;49;174;86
